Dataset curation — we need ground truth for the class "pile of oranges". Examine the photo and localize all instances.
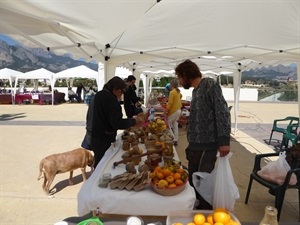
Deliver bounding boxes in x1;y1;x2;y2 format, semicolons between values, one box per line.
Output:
172;208;240;225
149;165;188;188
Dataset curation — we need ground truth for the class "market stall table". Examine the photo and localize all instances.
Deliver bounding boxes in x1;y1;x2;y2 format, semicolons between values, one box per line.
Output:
15;93;33;104
77;134;196;218
39;93;53;104
0;93;13;104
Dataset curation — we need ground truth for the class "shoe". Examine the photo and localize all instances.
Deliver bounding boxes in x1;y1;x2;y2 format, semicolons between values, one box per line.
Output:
173;141;178;146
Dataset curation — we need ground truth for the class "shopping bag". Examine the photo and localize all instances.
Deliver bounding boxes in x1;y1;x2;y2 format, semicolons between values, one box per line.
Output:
192;170;216;205
257;151;297;185
213;152;240;212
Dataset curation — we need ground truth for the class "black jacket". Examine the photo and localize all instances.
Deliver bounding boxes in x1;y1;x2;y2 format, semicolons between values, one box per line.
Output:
91;88;136;143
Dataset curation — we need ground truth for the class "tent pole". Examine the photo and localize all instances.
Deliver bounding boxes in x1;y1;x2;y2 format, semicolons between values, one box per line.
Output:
13;78;18;105
104;62;117;82
233;65;242;136
98;63;105;91
51;79;54;106
297;57;300;118
143;73;148;106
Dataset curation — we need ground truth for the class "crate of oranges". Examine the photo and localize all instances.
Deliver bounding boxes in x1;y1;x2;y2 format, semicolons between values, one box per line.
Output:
149;165;188;196
167;209;241;225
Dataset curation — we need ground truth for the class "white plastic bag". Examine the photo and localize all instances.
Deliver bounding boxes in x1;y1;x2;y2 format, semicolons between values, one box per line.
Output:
192;170;215;205
213;152;240;212
257;151;297;185
192;152;240;211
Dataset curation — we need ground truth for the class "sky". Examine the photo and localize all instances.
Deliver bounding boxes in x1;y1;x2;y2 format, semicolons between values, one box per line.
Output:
0;34;18;45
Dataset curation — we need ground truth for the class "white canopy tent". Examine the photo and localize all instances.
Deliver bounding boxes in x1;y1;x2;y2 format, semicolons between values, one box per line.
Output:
13;68;54;104
0;0;299;131
53;65;101;89
0;68;21;88
0;68;22;103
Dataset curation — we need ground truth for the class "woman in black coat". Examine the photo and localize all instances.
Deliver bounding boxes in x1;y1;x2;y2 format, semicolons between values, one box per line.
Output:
123;75;142;118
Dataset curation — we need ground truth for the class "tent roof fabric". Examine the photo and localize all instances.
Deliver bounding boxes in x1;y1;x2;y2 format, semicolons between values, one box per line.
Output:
54;65;98;79
0;68;23;79
16;68;54;80
0;0;299;73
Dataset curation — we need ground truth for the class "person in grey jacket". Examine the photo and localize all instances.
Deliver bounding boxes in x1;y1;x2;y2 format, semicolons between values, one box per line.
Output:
175;59;231;210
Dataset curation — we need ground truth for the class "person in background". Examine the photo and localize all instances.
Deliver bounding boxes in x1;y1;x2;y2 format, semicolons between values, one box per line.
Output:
123;75;142;118
165;83;171;97
76;83;86;103
164;79;182;146
68;87;78;102
84;86;96;105
84;76;142;168
175;59;231;210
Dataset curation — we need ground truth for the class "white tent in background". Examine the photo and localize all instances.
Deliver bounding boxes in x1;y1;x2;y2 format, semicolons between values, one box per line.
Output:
53;65;100;89
0;68;22;103
14;68;55;104
0;68;21;88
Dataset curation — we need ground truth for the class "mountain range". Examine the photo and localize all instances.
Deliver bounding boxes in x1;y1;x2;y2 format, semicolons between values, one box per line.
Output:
0;40;98;73
0;39;297;80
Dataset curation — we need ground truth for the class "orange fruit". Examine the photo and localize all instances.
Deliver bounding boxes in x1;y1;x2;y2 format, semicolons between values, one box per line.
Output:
177;168;184;174
157;179;168;188
168;183;177;188
187;223;196;225
225;220;239;225
156;172;164;179
224;220;233;225
203;223;211;225
193;213;206;225
166;175;175;184
162;167;172;177
206;213;214;225
214;208;228;213
213;212;230;224
174;179;184;186
149;172;155;179
154;166;162;172
173;172;182;180
214;223;224;225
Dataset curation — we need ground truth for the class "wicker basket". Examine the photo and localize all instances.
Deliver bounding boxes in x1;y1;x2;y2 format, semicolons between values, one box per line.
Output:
150;178;188;196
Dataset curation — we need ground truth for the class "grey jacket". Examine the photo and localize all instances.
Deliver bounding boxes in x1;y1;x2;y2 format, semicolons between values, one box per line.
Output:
187;78;231;151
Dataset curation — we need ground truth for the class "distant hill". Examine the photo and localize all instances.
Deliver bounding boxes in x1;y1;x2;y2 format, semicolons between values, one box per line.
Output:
0;39;297;80
242;63;297;81
0;40;98;73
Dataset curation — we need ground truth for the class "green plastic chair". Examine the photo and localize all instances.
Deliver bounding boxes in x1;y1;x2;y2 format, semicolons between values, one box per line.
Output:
268;116;299;145
280;124;300;150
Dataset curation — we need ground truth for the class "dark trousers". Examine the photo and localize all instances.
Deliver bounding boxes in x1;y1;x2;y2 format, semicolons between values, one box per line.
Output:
185;148;218;209
91;138;111;169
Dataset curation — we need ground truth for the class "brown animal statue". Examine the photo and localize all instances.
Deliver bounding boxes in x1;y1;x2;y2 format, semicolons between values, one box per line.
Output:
37;148;94;194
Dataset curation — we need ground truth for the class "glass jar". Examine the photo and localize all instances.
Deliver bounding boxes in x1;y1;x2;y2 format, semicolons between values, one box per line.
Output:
259;206;278;225
98;173;112;188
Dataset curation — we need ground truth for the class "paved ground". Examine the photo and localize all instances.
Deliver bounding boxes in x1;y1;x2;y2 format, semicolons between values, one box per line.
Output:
0;102;298;224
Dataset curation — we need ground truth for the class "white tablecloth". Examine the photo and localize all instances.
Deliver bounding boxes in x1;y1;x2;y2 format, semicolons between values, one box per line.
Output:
77;134;196;216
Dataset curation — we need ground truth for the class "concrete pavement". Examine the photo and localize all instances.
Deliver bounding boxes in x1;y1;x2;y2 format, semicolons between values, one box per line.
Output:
0;102;298;224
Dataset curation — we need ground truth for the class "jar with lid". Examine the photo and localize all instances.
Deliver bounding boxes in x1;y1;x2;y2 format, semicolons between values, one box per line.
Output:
259;206;278;225
98;173;112;188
